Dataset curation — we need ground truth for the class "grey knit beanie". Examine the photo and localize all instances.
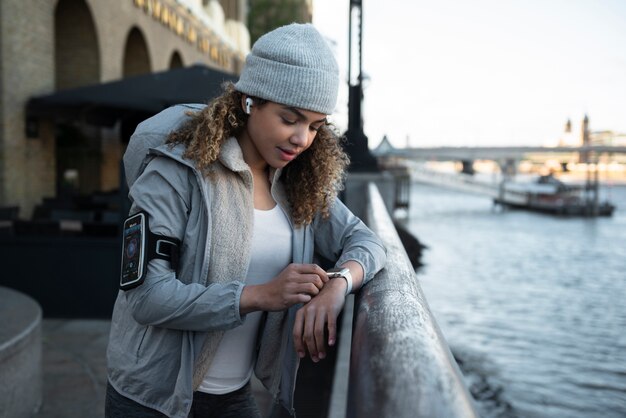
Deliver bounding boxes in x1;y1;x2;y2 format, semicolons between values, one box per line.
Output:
235;23;339;115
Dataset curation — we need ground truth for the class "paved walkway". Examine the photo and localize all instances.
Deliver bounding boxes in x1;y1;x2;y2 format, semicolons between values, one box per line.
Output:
37;319;272;418
36;319;109;417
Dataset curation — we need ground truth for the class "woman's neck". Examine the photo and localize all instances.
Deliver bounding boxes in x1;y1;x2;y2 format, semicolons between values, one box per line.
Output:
236;132;276;209
236;131;267;172
251;167;275;210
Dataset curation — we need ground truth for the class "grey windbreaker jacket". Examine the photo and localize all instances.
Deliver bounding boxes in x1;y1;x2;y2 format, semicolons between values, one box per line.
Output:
106;104;386;418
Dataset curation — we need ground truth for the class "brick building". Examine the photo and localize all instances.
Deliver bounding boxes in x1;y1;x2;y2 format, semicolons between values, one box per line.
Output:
0;0;249;218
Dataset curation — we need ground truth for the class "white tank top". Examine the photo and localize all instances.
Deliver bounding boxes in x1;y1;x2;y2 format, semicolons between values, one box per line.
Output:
197;205;292;394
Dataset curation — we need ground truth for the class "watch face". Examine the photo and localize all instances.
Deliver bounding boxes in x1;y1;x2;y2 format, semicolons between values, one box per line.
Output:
327;268;349;278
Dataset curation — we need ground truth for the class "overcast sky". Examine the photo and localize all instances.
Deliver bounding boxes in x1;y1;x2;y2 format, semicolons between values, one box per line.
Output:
312;0;626;148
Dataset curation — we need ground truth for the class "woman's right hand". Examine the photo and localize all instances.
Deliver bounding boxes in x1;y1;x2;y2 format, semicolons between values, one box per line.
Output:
240;263;328;314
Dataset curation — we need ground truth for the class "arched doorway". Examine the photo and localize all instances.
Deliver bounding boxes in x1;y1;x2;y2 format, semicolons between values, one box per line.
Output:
169;51;184;69
123;27;151;77
54;0;100;90
54;0;102;196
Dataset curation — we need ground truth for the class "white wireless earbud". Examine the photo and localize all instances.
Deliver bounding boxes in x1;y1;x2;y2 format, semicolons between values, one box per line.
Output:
245;97;253;114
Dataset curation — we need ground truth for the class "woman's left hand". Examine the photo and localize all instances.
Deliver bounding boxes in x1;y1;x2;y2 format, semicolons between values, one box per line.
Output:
292;277;347;362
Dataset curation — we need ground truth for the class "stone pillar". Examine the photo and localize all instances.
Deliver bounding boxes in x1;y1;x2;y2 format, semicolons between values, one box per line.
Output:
0;286;43;417
0;0;56;218
344;172;395;220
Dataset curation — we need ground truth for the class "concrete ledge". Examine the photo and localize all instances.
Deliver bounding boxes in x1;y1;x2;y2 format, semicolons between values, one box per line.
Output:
0;286;43;417
345;184;479;418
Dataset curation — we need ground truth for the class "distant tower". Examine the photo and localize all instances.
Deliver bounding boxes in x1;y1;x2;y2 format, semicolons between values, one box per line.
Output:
559;118;574;146
579;114;590;163
581;114;589;146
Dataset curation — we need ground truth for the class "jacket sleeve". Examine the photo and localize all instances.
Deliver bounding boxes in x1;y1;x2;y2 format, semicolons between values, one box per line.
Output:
312;197;386;285
122;156;245;332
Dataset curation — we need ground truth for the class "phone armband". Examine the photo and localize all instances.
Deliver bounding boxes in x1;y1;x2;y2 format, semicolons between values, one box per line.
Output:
120;212;148;290
119;211;181;291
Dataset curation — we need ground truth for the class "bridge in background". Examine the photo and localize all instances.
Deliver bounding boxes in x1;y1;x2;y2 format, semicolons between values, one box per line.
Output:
372;138;626;161
372;138;625;216
373;138;626;184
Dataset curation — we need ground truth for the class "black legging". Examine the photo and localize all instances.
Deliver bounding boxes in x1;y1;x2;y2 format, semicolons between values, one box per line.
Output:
105;381;262;418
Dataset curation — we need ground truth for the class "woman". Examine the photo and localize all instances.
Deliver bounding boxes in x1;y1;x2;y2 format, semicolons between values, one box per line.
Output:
106;23;386;418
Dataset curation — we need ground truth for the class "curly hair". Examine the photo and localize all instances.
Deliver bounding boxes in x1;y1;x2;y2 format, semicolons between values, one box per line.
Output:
166;83;350;226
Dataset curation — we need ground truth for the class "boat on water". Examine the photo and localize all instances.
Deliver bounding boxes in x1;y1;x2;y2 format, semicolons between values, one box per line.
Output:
494;174;615;217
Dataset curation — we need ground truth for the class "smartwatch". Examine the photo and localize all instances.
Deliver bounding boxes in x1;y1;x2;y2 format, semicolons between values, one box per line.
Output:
327;267;353;296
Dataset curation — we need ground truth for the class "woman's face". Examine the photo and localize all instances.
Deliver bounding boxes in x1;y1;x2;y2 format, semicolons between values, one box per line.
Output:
239;100;327;170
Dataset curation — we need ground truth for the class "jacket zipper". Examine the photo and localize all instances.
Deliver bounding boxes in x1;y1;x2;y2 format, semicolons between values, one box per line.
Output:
135;326;149;360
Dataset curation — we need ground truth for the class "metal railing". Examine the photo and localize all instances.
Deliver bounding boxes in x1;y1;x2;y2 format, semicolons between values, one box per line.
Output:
344;183;479;418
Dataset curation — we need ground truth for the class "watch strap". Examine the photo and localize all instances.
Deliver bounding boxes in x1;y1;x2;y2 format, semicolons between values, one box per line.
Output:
339;270;353;296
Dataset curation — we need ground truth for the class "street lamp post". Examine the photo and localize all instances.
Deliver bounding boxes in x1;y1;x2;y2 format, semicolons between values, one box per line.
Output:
344;0;378;172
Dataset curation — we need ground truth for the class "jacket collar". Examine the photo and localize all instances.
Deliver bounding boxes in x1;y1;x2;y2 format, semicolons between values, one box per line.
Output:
219;137;286;187
152;137;288;206
218;137;249;173
150;137;248;174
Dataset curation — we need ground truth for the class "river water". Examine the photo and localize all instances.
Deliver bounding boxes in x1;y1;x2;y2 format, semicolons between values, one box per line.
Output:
404;182;626;417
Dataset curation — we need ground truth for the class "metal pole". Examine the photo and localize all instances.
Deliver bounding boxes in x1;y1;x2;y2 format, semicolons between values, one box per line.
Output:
358;0;363;84
344;0;378;172
348;0;353;86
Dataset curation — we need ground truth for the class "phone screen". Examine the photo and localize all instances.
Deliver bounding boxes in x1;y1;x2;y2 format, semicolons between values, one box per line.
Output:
120;213;145;288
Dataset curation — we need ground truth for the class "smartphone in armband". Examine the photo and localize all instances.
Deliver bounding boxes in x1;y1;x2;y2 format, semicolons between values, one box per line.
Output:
120;212;147;290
